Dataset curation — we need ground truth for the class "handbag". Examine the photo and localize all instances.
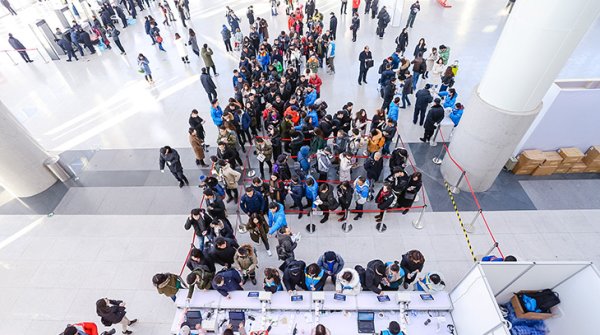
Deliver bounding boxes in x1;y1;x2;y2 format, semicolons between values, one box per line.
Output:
366;59;374;68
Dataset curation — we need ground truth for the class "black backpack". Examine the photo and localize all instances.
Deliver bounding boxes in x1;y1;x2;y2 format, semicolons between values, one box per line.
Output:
526;289;560;312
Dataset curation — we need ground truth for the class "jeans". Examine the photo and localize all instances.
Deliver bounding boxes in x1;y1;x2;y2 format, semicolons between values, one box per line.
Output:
412;72;420;90
406;13;416;28
401;93;411;108
340;2;347;13
382;140;392;155
194;234;205;251
206;89;217;102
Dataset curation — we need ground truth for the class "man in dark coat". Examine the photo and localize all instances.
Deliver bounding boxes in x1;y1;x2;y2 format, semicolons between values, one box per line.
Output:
114;5;128;28
355;259;386;294
185;208;212;251
414;84;433;125
305;0;315;18
78;28;96;54
8;33;32;62
240;187;265;216
376;6;390;38
364;152;384;182
208;237;239;268
350;12;360;42
57;37;78;61
385;167;410;201
381;77;397;111
204;190;226;220
200;67;217;102
420;98;445;142
212;268;243;297
329;12;338;40
282;259;307;292
159;146;189;187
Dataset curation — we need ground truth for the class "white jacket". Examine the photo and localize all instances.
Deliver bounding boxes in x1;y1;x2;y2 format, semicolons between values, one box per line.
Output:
174;38;188;57
336;268;362;295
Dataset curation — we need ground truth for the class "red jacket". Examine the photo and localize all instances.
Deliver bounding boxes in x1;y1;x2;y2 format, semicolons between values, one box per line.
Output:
309;75;323;93
284;106;300;124
352;0;360;9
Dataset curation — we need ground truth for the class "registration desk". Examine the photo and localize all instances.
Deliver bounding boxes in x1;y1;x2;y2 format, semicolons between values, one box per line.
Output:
172;290;454;334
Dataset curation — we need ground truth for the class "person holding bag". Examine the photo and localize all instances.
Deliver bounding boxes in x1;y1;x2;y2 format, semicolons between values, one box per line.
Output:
95;298;137;334
246;213;272;256
396;172;422;214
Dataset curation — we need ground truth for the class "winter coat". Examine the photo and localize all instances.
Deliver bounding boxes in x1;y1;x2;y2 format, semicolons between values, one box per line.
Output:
277;234;297;261
156;273;183;297
209;220;235;241
174;37;188;57
8;37;25;50
336;268;362;295
395;33;408;51
304;90;317;107
438;90;458;109
200;73;216;92
210;106;223;126
317;254;345;275
187;266;215;298
310;136;327;155
354;179;370;199
316;184;339;210
188;34;199;53
424;105;445;130
283;260;307;291
208;239;239;266
426;51;438;71
364;156;384;181
415;88;433;107
96;300;127;325
400;252;424;280
184;212;211;237
389;148;408;170
388;101;399;122
187;247;216;272
290;182;305;202
304;175;319;201
396;178;422;209
201;47;215;67
206;197;226;219
336;184;353;210
449;105;464;126
189;133;205;160
367;129;385;153
362;259;385;294
247;216;269;244
339;156;352;182
305;268;327;291
240;191;265;214
375;188;396;210
297;146;311;172
385;173;410;197
267;203;287;235
159;149;183;173
138;58;151;75
221;165;241;189
212;268;243;296
316;150;332;173
256;140;273;161
233;246;258;273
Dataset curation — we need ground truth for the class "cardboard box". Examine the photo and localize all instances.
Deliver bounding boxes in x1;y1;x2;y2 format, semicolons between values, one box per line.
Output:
511;293;554;320
532;165;558;176
582;145;600;165
584;165;600;173
541;152;563;166
512;161;539;175
568;162;588;173
518;150;545;164
554;167;571;174
558;147;584;163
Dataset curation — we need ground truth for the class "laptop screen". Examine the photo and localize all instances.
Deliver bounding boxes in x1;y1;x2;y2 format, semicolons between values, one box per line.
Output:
229;311;245;320
358;312;374;321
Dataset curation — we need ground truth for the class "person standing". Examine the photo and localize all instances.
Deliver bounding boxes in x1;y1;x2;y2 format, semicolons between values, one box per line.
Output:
220;160;241;203
137;53;153;84
233;244;259;285
8;34;32;63
376;6;390;39
396;172;422;214
152;272;186;301
413;84;433;125
1;0;16;15
336;181;353;221
159;146;189;187
405;0;420;28
246;213;272;256
374;182;396;223
174;33;190;64
200;68;217;102
381;77;397;111
247;5;255;25
317;251;345;284
107;27;125;55
144;17;155;45
212;268;243;298
95;298;137;334
188;128;207;167
57;36;78;61
395;28;409;55
329;12;338;40
336;268;362;295
188;29;200;57
400;249;425;288
340;0;348;14
420;98;444;143
424;47;438;79
326;39;336;74
351;0;360;15
358;46;372;85
201;44;218;76
221;25;233;52
400;73;413;108
353;176;369;220
350;12;360;42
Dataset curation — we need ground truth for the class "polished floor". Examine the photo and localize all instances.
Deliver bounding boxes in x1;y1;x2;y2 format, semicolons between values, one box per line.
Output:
0;0;599;334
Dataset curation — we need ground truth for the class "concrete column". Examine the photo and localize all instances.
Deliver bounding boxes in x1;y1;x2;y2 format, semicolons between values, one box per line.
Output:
441;0;600;192
0;101;57;197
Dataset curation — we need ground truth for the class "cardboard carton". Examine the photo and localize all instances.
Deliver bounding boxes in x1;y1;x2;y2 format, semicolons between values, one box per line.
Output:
582;145;600;165
558;147;584;163
518;150;545;164
541;152;563;166
511;293;554;320
568;162;588;173
532;165;558;176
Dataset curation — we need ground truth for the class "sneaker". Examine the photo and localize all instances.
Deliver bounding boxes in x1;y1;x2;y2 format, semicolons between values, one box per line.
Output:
320;217;328;224
251;277;257;285
354;215;362;221
129;319;137;326
179;182;184;188
266;250;272;257
419;138;426;143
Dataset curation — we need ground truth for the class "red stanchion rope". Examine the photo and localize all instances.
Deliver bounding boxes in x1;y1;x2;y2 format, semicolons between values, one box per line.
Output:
437;127;505;258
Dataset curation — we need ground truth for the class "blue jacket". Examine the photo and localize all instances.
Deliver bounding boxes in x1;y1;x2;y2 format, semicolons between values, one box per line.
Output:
240;191;265;214
317;254;345;275
212;269;243;297
304;176;319;201
354;179;370;198
438;91;457;109
211;106;223;126
241;111;251;130
290;182;305;201
304;90;317;107
257;52;270;66
388;101;399;122
305;268;326;291
297;146;311;171
307;109;319;127
232;73;246;88
449;106;464;126
390;53;400;69
267;203;287;235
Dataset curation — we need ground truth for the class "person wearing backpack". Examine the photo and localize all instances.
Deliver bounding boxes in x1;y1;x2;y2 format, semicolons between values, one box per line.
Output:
376;6;390;39
153;273;187;302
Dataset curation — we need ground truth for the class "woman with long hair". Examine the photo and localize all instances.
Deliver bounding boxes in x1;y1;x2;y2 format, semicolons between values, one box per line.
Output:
396;172;422;214
95;298;137;334
188;28;200;57
137;53;153;84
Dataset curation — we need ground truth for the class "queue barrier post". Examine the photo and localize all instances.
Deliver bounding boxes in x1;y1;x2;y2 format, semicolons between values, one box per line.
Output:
375;214;387;233
448;170;466;194
306;210;316;233
429;125;441;147
236;209;247;234
341;210;353;233
412;204;427;230
465;209;482;233
432;144;446;165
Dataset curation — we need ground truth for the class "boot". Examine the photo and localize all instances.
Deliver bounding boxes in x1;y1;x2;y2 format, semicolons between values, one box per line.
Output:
182;176;189;185
354;214;362;220
179;181;184;188
298;212;303;219
242;275;248;285
251;276;257;285
195;159;201;166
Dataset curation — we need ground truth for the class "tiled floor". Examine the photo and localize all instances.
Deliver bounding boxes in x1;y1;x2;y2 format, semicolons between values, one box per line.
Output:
0;0;599;334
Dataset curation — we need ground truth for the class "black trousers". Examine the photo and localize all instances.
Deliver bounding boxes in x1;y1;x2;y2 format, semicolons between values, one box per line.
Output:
413;104;427;125
351;28;357;41
114;39;125;53
225;188;239;200
423;126;435;142
358;67;368;84
224;39;233;52
259;160;273;178
18;51;31;62
206;89;217;102
340;2;347;13
171;170;188;183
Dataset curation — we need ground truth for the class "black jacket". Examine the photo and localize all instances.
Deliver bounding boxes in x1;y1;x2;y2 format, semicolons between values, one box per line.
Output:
8;36;25;50
283;260;307;291
329;16;337;32
184;210;212;237
208;239;239;266
364;156;384;181
97;299;126;325
206;197;226;220
375;188;396;210
317;185;339;210
200;73;216;92
159;149;183;173
186;247;216;272
424;105;445;129
415;88;433;107
363;259;385;294
277;234;297;261
336;184;353;210
385;173;409;196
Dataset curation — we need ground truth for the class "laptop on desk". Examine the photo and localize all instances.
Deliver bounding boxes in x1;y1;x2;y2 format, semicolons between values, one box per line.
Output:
228;311;246;331
357;311;375;334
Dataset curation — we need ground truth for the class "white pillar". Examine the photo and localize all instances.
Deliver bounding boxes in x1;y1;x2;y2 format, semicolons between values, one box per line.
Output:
0;101;57;197
441;0;600;192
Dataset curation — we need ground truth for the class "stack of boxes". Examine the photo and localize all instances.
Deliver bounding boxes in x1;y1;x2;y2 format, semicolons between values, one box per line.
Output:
583;146;600;173
532;151;563;176
557;147;585;173
512;150;545;175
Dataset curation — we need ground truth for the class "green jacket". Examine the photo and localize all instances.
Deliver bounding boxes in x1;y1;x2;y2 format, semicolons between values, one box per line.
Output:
157;273;184;297
187;267;215;299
